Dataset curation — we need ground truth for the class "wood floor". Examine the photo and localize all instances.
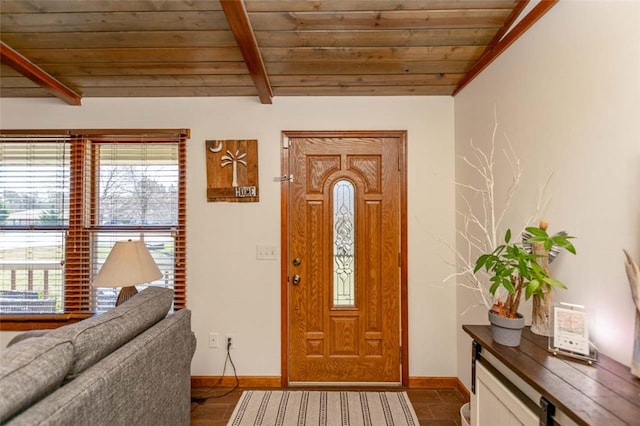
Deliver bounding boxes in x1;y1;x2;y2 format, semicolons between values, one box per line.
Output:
191;386;467;425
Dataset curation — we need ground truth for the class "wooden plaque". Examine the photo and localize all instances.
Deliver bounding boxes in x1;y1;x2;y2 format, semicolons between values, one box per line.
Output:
206;139;259;202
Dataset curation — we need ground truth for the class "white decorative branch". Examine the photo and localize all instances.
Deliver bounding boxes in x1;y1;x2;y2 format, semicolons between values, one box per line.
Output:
448;110;549;312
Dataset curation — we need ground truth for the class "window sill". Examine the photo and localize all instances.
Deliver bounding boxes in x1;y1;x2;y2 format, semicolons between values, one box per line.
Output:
0;313;92;331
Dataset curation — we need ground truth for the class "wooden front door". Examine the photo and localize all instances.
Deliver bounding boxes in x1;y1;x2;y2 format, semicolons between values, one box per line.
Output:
282;131;406;384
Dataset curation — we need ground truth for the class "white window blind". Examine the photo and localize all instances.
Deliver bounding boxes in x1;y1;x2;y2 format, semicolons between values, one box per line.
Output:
90;141;180;312
0;138;69;314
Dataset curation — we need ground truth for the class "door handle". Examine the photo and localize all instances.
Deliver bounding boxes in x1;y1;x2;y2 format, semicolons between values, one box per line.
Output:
292;274;301;285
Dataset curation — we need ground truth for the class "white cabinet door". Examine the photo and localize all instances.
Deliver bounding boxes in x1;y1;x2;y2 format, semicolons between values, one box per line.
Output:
471;361;538;426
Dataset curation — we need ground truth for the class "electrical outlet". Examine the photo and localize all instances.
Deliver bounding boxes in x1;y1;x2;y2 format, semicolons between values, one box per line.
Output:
209;332;219;348
225;334;235;350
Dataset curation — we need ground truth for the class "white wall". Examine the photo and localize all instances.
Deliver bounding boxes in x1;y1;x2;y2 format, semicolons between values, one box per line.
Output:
455;0;640;389
0;96;458;378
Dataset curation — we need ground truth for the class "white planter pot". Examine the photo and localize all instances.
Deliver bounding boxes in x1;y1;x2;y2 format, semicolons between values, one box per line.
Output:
460;402;470;426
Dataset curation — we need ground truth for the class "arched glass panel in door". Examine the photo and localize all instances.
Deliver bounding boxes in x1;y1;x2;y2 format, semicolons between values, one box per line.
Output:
333;180;355;307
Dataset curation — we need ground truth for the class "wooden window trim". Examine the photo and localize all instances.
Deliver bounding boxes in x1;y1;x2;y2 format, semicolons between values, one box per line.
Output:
0;129;188;331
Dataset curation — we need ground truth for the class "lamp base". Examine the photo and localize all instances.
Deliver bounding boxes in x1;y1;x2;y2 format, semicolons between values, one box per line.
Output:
116;286;138;306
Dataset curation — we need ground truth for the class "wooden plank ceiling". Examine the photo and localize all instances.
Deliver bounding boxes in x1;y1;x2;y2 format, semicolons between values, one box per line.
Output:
0;0;554;105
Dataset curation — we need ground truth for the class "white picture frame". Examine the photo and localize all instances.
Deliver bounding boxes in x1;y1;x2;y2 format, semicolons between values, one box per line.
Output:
549;302;597;363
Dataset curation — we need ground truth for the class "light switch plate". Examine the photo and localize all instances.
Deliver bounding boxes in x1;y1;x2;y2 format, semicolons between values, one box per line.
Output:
256;245;277;260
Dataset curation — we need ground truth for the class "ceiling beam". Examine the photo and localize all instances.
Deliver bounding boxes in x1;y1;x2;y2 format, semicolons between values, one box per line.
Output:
221;0;273;104
0;41;82;106
481;0;531;58
453;0;559;96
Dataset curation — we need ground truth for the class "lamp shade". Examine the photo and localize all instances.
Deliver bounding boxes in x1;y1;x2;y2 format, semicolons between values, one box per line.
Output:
92;240;162;288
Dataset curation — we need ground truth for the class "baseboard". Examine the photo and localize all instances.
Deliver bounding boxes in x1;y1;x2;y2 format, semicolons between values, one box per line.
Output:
456;378;471;402
191;375;281;388
191;375;469;397
409;377;470;402
408;376;458;389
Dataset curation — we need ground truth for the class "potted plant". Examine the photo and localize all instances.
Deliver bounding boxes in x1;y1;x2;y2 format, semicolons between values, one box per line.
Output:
473;223;576;346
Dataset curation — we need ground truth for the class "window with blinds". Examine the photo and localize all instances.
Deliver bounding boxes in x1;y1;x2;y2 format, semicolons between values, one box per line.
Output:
0;130;188;327
0;138;69;315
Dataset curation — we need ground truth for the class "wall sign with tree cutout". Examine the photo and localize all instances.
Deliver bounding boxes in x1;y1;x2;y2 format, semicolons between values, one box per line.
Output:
206;139;259;202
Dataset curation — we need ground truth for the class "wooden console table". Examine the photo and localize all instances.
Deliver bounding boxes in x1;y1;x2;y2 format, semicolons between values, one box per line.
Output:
463;325;640;425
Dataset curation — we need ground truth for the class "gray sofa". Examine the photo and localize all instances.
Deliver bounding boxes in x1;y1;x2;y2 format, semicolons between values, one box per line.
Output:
0;286;196;425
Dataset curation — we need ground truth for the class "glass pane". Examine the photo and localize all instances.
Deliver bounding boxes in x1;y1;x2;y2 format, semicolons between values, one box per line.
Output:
0;231;65;314
96;143;178;226
333;180;355;306
0;141;70;227
92;231;175;313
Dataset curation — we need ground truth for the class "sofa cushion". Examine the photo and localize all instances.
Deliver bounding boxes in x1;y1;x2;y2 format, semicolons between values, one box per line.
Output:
0;337;73;423
7;329;50;347
48;286;173;379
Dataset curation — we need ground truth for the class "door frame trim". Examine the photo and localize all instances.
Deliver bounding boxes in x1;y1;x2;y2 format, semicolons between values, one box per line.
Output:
280;130;409;387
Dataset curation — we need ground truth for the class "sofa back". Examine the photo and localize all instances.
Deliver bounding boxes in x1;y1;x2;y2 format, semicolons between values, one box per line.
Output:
7;308;195;426
0;286;177;423
48;286;173;379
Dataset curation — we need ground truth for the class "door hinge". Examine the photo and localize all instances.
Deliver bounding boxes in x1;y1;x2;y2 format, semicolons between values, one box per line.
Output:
283;136;289;149
471;340;481;394
539;396;556;426
399;346;403;363
397;150;401;171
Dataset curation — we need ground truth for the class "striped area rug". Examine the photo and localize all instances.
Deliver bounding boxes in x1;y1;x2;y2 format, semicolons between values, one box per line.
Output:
227;390;419;426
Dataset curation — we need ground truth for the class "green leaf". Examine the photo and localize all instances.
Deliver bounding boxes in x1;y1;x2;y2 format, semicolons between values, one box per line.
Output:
504;229;511;243
544;239;553;251
530;262;544;276
527;235;547;243
489;282;500;295
502;267;515;277
474;254;490;272
502;278;515;294
486;254;499;268
543;277;567;289
507;245;519;258
517;259;529;277
525;280;540;299
560;240;577;254
565;243;577;255
525;227;548;237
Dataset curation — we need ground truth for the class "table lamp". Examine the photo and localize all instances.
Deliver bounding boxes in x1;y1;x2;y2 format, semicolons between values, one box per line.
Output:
92;239;163;306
